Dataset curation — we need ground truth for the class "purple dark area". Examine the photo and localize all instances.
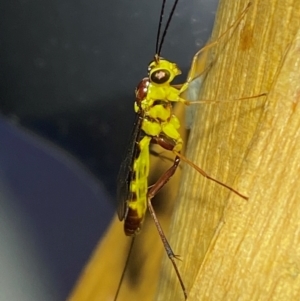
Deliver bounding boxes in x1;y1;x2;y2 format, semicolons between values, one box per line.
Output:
0;117;113;300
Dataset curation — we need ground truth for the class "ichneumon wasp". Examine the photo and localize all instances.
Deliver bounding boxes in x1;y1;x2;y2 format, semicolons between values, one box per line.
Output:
115;1;259;300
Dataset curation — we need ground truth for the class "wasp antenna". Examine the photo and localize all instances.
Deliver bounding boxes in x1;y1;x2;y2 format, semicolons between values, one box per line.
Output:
157;0;180;56
155;0;167;54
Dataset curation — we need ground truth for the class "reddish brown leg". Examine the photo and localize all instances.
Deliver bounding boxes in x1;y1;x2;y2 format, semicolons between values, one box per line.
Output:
147;135;187;299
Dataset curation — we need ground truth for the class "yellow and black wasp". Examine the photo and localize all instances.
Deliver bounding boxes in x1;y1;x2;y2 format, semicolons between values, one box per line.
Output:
116;1;254;300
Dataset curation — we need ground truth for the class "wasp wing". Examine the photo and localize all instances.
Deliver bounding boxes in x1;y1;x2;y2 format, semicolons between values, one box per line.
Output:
117;113;143;220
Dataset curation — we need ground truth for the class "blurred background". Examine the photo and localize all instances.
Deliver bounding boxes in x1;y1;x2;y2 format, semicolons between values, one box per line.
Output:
0;0;218;300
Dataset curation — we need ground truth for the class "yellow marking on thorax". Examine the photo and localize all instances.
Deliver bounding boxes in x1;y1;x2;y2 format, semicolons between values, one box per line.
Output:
147;84;181;103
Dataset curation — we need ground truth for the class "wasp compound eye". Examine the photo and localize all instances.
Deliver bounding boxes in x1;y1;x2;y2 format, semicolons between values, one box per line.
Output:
150;69;170;84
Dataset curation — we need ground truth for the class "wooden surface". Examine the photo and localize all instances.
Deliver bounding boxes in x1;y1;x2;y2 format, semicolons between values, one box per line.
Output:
68;0;300;300
158;0;300;300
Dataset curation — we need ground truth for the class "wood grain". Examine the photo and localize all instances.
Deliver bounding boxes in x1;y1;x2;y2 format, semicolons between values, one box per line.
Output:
158;0;300;300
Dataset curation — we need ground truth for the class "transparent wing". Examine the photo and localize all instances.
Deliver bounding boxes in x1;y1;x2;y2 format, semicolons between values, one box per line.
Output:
116;113;143;220
185;76;203;129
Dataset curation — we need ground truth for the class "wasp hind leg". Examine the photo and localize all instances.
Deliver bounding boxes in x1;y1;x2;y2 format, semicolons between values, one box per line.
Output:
147;133;187;299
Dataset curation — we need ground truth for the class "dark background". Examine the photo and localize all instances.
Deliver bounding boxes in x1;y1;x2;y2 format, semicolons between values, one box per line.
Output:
0;0;218;299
